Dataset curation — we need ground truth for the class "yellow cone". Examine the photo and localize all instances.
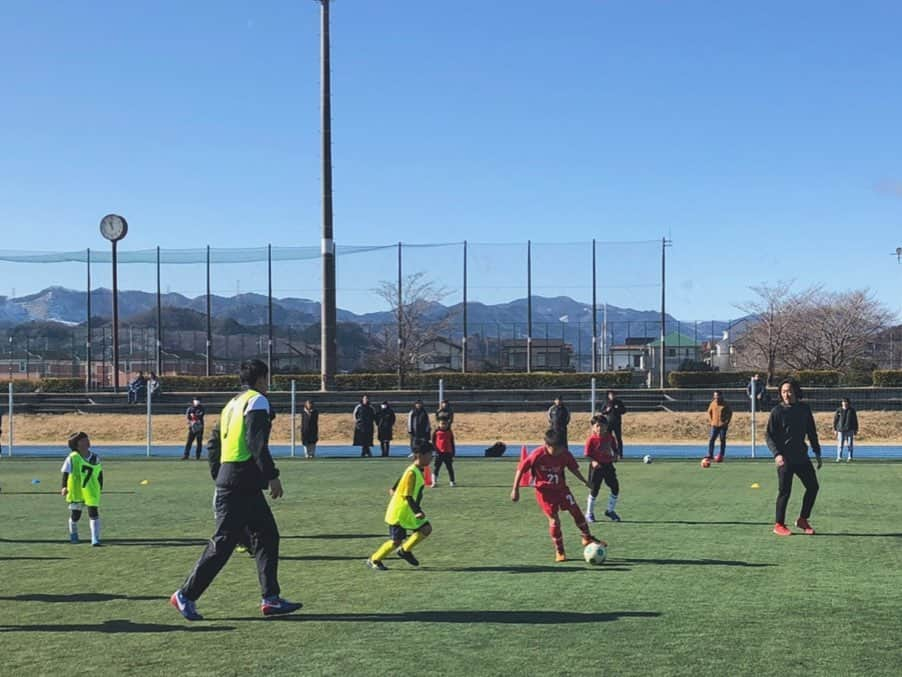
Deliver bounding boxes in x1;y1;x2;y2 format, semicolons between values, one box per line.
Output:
140;480;149;485
750;483;760;489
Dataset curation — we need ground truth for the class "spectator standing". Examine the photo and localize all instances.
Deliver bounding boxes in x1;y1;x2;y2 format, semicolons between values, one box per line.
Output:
705;390;733;463
601;390;627;458
747;373;768;411
300;399;319;459
183;397;206;460
833;397;859;463
408;399;431;450
376;401;396;457
547;396;571;448
436;399;454;428
352;395;376;458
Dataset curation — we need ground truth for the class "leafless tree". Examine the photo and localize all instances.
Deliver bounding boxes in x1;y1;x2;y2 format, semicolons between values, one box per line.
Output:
734;281;802;383
364;273;455;381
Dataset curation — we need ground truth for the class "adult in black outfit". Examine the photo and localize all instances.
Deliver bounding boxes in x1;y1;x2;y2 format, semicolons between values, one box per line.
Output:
601;390;627;459
183;397;205;460
376;401;396;457
353;394;376;457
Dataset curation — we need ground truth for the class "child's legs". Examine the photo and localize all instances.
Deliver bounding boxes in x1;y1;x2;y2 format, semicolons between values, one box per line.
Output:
602;464;620;497
434;453;446;478
562;491;591;534
547;515;564;553
401;522;432;551
372;524;408;561
847;433;854;457
588;466;604;498
444;455;455;482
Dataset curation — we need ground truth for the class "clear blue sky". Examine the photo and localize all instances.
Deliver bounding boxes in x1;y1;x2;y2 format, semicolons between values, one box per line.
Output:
1;0;900;320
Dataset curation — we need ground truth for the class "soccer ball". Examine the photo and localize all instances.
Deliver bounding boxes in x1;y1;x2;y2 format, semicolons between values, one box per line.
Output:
583;541;607;565
642;454;653;464
700;457;711;468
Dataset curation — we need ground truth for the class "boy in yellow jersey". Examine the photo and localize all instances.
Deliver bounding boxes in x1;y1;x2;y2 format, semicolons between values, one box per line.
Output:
367;441;435;570
60;432;103;546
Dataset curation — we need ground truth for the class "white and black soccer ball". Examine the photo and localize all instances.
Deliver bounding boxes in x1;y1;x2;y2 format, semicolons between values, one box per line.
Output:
642;454;653;464
583;541;607;565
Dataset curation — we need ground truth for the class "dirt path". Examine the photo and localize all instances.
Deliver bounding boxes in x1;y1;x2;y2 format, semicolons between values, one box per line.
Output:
8;410;902;446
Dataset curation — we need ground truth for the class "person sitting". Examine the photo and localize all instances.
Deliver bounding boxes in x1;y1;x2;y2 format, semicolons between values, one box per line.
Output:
147;372;162;399
127;372;147;404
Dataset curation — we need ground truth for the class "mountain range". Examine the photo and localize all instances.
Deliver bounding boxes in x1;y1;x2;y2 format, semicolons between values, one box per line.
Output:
0;286;734;345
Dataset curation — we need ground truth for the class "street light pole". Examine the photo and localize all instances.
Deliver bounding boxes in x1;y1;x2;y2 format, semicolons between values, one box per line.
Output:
99;214;128;392
319;0;337;391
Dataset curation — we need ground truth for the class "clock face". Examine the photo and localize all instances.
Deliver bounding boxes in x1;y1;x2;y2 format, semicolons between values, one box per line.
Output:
100;214;128;241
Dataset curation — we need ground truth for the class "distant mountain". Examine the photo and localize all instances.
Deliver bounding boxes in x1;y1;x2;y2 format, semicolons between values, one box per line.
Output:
0;286;737;347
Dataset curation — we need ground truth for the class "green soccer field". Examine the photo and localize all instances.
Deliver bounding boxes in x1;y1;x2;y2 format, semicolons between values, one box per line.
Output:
1;457;900;677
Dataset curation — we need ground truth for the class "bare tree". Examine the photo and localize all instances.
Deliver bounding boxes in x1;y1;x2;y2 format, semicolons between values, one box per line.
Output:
365;272;455;381
734;281;800;383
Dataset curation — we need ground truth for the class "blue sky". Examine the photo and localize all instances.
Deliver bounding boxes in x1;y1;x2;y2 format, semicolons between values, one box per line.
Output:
0;0;900;320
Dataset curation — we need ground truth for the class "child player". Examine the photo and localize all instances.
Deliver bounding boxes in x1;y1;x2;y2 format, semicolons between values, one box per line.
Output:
60;432;103;546
511;429;605;562
367;440;435;570
431;418;456;487
584;414;622;522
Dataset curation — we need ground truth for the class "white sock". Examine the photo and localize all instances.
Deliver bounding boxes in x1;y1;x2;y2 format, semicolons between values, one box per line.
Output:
90;518;100;543
607;494;618;512
587;495;596;515
68;518;78;536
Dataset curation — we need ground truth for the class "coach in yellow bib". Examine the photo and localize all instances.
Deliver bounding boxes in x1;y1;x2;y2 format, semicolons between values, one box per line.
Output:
171;359;302;620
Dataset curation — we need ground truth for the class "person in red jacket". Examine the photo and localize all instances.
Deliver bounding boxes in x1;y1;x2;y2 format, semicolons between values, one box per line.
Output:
511;429;605;562
584;414;621;523
431;419;456;487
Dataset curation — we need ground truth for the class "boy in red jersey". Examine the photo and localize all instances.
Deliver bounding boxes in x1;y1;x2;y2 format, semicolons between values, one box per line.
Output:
584;414;621;523
431;419;456;487
511;429;605;562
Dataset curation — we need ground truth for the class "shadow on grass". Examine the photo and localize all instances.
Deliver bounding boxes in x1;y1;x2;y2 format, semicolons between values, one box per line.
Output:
435;565;632;574
0;620;233;633
610;557;774;568
0;556;68;561
817;532;902;538
0;537;207;547
281;555;366;562
623;520;772;526
0;491;136;495
221;610;661;624
283;534;384;540
0;593;165;603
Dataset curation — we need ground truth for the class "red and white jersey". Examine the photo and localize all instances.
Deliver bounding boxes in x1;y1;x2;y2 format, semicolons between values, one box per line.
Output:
518;446;579;494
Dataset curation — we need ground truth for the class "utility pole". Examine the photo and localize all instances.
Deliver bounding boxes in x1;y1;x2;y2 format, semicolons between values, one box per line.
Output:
319;0;337;391
660;236;672;389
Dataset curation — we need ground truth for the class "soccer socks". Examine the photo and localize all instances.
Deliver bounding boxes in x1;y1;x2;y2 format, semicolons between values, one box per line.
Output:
401;530;427;552
586;495;596;516
68;518;78;537
89;518;101;544
607;494;619;512
549;522;564;554
371;540;396;563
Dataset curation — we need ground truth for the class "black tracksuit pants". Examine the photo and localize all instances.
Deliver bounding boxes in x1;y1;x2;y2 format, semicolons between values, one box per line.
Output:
184;428;204;459
434;453;455;482
775;459;819;525
181;486;281;601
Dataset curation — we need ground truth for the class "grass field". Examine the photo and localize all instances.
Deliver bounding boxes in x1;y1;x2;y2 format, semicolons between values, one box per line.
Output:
1;456;901;676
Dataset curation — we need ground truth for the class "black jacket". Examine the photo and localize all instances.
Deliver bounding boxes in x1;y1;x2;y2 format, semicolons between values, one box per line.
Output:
436;405;454;428
353;402;376;446
208;390;280;491
766;402;822;463
408;407;431;441
601;398;627;426
186;405;205;432
833;407;859;434
547;404;570;432
376;406;396;441
300;407;319;444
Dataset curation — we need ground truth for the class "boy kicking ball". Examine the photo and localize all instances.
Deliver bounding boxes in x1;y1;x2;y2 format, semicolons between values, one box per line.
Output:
61;432;103;546
367;441;435;570
511;429;605;562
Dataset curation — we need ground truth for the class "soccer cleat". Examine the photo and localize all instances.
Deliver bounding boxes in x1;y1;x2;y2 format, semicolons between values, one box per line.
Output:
396;547;420;567
604;510;622;522
261;597;303;616
555;552;567;562
91;541;102;547
236;545;248;554
835;457;841;463
170;590;204;621
773;523;792;536
586;513;596;523
366;558;388;571
795;517;815;535
449;481;456;487
581;535;608;548
69;533;80;544
715;455;724;463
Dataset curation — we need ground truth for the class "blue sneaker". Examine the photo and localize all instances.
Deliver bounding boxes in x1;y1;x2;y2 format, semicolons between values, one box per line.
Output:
69;533;80;544
261;597;303;616
170;590;203;621
604;510;622;522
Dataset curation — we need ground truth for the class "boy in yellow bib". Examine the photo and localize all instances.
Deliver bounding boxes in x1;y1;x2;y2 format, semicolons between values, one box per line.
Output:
367;441;435;570
60;432;103;546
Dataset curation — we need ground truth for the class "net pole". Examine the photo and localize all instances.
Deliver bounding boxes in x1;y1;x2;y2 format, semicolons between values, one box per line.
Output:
205;245;212;377
7;382;13;457
290;380;297;458
591;377;596;415
438;378;444;406
462;240;468;374
750;376;757;459
267;244;273;390
146;384;152;457
86;248;92;392
526;240;532;374
592;239;597;372
156;246;162;375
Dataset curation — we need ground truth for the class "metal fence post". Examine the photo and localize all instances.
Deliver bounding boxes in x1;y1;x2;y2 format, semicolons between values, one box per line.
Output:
7;382;13;457
146;384;152;457
750;376;757;459
590;377;596;415
290;379;297;458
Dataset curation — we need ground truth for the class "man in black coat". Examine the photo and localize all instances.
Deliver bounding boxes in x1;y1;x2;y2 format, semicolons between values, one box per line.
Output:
353;395;376;457
547;396;571;448
408;399;431;450
376;401;396;457
300;399;319;459
601;390;627;459
183;397;206;460
832;397;858;463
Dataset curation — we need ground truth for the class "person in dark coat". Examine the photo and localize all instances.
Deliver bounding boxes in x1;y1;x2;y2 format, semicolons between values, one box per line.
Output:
436;399;454;428
408;400;431;450
183;397;206;460
376;401;396;457
601;390;627;459
547;396;571;448
832;397;859;463
300;399;319;459
352;394;376;457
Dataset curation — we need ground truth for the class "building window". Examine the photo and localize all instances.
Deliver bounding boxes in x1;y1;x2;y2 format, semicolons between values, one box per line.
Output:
668;349;676;357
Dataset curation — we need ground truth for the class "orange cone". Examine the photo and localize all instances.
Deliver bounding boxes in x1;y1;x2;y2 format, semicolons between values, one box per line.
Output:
424;465;434;486
519;445;533;486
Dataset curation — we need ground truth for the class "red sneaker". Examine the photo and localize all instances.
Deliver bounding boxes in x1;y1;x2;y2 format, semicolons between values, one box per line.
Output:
773;523;792;536
795;518;815;535
714;455;724;463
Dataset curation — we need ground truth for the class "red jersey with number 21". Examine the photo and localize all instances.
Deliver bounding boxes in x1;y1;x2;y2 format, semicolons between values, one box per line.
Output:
519;446;579;495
